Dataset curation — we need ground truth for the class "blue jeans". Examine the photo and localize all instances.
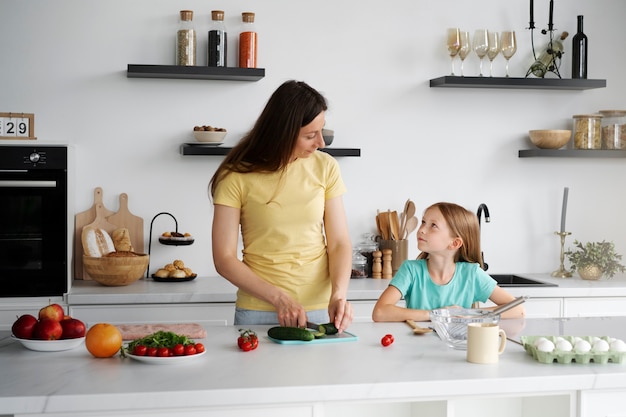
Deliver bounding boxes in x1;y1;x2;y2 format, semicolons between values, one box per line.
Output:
234;307;329;326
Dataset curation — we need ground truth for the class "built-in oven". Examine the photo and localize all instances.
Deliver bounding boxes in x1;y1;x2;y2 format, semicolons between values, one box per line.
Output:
0;145;68;297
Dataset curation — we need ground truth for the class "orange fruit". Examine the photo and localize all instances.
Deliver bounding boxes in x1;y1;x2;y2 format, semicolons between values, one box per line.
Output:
85;323;122;358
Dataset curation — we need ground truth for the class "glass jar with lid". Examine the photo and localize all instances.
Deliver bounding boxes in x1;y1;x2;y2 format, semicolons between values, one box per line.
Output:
573;114;603;149
599;110;626;149
356;233;378;278
351;251;367;279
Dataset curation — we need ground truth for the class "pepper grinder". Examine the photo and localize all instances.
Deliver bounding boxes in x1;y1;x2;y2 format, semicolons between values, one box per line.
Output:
382;249;393;279
372;250;382;279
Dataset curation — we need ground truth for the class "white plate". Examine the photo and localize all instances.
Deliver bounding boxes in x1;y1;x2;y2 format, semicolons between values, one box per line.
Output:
126;350;206;365
12;335;85;352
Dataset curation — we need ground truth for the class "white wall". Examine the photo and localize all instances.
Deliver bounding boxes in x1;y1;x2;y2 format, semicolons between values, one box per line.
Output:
1;0;625;279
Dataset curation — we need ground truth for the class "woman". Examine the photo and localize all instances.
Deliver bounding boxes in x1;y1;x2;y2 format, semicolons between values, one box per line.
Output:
372;202;525;322
209;80;353;331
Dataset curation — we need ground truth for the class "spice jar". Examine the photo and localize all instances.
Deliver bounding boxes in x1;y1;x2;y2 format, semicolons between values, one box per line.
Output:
176;10;196;66
351;251;367;279
239;12;257;68
356;234;378;278
208;10;227;67
573;114;603;149
599;110;626;149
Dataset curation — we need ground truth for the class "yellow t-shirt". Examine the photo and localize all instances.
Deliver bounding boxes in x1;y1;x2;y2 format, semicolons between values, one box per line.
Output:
213;151;347;311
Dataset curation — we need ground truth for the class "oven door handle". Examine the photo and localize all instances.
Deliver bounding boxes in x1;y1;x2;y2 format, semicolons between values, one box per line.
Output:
0;180;57;188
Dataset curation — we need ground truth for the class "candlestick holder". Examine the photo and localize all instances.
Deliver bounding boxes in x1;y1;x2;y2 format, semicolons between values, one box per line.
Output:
551;231;572;278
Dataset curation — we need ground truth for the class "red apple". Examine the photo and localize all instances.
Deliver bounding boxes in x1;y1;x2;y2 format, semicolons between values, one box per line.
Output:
60;318;86;339
11;314;38;339
38;303;64;322
32;318;63;340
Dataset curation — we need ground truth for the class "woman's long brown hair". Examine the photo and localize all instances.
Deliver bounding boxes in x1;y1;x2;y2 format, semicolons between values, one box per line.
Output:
209;80;328;197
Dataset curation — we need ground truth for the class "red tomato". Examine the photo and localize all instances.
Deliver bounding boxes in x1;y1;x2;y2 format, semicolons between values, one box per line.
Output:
132;345;147;356
184;344;197;355
146;347;158;357
157;347;170;357
381;334;394;347
194;343;205;353
237;329;258;352
172;343;185;356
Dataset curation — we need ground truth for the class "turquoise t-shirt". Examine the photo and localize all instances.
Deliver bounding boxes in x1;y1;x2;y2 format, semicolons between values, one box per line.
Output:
389;259;497;310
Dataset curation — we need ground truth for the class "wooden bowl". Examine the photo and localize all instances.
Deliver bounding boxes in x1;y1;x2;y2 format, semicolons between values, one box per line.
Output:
83;254;149;286
528;130;572;149
193;130;227;143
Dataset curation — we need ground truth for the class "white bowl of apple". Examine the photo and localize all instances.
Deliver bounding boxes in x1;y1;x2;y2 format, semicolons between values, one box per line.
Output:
11;303;87;352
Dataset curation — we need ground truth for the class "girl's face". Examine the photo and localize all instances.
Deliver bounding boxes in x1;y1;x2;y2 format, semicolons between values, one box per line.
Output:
290;111;326;161
417;207;458;254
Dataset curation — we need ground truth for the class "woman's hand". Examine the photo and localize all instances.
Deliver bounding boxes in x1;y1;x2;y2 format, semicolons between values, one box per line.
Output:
328;297;353;332
273;293;308;328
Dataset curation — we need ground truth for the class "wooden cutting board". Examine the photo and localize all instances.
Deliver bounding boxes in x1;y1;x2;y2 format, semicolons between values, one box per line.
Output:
106;193;144;254
74;187;114;279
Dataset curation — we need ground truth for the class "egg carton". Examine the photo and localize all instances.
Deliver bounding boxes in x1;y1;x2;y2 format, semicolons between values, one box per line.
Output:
521;336;626;364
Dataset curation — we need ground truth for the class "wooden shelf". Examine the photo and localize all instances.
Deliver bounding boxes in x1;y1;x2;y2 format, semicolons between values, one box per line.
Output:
127;65;265;81
180;144;360;157
519;149;626;158
430;76;606;90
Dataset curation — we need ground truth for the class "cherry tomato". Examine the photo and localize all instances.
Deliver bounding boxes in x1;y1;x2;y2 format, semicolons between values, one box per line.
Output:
381;334;394;347
194;343;205;353
172;343;185;356
146;347;158;357
184;344;197;355
132;345;147;356
157;347;170;357
237;329;259;352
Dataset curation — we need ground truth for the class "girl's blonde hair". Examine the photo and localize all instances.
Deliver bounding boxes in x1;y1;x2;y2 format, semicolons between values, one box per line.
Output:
417;202;484;269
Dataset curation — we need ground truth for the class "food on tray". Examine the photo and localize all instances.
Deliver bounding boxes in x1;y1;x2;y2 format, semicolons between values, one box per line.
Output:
522;335;626;364
154;259;195;279
160;231;193;241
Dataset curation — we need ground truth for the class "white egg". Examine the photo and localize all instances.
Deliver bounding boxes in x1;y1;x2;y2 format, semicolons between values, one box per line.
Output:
610;339;626;352
574;340;591;353
555;336;566;343
572;336;583;344
537;339;555;352
533;337;549;347
591;336;602;344
555;339;573;352
593;339;610;352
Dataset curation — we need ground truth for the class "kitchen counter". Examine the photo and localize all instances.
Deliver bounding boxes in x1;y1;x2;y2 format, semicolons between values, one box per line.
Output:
67;273;626;305
2;317;626;417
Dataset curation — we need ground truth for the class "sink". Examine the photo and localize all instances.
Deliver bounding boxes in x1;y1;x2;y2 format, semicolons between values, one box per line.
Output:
489;274;557;287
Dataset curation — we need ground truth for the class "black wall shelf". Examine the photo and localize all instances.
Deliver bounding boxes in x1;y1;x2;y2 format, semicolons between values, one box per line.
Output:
127;65;265;81
430;76;606;90
519;149;626;158
180;144;360;157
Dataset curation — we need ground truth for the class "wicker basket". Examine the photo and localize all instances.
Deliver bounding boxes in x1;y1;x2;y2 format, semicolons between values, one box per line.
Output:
83;254;149;286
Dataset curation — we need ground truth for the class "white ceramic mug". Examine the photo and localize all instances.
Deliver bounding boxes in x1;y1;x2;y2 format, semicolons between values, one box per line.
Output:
466;323;506;364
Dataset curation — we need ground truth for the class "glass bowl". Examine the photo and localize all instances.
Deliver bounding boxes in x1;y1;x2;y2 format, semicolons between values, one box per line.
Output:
429;308;500;350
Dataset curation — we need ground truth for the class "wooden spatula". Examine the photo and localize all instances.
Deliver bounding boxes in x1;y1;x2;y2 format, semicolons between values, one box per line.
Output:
406;319;433;334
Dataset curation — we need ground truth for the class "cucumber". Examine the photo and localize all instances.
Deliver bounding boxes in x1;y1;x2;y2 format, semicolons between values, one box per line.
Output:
318;323;339;335
267;326;315;342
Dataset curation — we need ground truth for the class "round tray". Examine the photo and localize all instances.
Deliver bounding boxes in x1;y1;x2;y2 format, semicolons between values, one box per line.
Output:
151;274;197;282
158;237;194;246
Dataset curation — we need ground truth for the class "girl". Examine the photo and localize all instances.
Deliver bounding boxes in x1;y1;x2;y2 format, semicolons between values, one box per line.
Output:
372;202;525;322
210;80;353;331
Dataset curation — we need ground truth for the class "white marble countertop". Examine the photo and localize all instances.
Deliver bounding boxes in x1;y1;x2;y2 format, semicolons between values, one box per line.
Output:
65;273;626;306
2;317;626;416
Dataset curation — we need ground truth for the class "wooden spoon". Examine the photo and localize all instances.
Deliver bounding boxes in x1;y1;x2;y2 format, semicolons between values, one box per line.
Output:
406;319;433;334
390;210;401;240
400;199;416;238
378;212;390;240
403;216;418;239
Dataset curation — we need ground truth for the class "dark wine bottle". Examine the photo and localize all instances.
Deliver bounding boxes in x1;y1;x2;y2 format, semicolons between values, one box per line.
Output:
571;15;588;79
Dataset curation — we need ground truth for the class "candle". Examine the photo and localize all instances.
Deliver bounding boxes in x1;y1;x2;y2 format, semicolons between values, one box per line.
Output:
548;0;554;29
530;0;534;26
560;187;569;233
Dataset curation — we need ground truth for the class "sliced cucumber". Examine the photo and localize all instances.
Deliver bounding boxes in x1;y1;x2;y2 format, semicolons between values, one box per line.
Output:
318;323;339;335
267;326;314;342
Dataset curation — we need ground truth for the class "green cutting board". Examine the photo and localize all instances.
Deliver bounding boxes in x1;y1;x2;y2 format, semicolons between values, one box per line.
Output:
268;331;358;345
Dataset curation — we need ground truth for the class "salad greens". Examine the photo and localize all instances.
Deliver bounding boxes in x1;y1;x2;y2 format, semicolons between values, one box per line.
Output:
124;331;195;353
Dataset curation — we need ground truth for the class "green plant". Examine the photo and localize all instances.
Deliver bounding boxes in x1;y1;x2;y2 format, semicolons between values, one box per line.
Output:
565;240;626;278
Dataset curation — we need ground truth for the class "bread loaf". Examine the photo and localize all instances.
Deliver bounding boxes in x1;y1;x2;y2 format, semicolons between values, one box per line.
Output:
82;226;115;257
111;228;133;252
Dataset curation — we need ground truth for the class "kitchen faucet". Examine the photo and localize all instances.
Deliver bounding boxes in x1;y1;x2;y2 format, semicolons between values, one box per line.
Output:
476;204;490;271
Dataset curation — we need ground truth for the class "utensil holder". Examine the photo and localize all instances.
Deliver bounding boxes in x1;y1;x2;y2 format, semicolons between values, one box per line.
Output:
376;239;408;277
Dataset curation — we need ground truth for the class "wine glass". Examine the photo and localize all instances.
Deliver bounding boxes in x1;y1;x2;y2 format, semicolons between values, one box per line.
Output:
472;29;489;77
458;31;470;76
500;31;517;77
487;31;500;77
446;28;461;76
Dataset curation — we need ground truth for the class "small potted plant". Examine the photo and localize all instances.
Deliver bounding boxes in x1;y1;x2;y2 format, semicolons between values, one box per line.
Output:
565;240;626;280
